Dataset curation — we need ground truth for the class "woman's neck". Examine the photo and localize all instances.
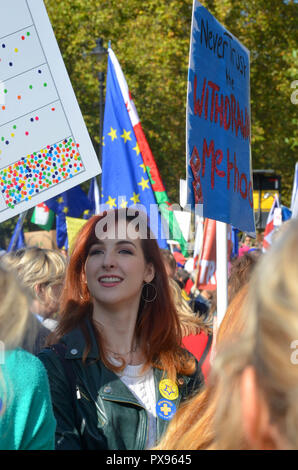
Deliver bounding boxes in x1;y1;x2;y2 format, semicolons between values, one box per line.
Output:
92;301;144;363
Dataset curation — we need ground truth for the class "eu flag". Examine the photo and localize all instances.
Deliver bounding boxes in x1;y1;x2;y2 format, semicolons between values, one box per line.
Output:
101;49;167;248
45;185;92;249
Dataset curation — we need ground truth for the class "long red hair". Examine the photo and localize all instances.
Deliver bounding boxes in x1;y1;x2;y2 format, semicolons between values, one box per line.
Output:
50;209;195;380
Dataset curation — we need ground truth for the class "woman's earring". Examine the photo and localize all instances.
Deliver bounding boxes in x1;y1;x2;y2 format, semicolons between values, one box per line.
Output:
141;282;157;303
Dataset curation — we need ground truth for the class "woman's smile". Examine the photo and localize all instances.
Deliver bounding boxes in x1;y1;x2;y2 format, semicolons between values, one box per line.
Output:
97;275;123;287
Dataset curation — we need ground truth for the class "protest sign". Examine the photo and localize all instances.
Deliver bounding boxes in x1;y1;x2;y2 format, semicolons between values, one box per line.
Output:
0;0;100;223
24;229;57;249
187;1;255;235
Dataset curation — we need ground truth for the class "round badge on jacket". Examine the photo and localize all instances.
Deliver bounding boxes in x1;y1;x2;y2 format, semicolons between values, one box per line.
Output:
156;399;177;421
159;379;179;400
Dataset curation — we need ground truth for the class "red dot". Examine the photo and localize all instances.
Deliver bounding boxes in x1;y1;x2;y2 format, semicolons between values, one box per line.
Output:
51;108;55;111
17;95;21;100
21;36;25;40
35;116;39;120
25;131;29;135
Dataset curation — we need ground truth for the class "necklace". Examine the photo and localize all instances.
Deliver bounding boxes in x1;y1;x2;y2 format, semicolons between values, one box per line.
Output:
105;343;138;357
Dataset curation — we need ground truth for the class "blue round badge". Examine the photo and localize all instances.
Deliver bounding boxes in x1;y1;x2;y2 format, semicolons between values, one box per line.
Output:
156;399;176;421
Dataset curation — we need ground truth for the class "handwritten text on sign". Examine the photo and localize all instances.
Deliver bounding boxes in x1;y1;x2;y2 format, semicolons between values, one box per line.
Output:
187;2;255;234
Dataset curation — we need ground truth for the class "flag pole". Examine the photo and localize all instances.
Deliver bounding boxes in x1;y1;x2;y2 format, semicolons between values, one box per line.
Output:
194;217;207;288
209;221;228;362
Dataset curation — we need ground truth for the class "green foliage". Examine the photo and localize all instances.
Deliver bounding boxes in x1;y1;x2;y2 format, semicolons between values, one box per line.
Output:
1;0;297;244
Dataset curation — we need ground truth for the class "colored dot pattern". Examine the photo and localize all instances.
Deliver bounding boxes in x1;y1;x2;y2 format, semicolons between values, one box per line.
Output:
0;138;84;209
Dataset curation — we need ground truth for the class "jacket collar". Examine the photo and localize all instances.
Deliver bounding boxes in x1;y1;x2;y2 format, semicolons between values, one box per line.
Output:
61;317;192;387
62;318;99;360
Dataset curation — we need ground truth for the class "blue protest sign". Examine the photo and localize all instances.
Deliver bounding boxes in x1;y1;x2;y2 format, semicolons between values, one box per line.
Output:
187;2;255;235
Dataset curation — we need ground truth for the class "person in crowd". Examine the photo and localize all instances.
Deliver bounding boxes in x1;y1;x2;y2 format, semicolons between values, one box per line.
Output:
156;218;298;450
238;234;251;257
210;218;298;449
169;278;213;381
2;247;67;353
0;263;56;450
153;283;249;450
38;209;204;450
227;250;261;304
172;244;186;268
174;267;191;302
160;248;177;279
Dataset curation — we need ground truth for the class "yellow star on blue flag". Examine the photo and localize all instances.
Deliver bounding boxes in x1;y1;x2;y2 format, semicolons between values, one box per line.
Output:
101;47;167;248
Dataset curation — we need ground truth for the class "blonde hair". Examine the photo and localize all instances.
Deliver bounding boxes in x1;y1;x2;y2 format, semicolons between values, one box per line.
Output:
154;284;248;450
2;247;66;305
0;263;32;349
168;278;212;337
212;219;298;449
0;263;34;416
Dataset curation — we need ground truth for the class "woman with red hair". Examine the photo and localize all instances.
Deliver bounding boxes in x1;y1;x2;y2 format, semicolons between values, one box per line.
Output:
39;209;203;450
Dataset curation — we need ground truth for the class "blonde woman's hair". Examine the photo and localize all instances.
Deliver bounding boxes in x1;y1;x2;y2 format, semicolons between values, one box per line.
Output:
153;284;248;450
212;218;298;449
0;263;33;349
168;278;212;337
2;247;66;305
0;263;35;416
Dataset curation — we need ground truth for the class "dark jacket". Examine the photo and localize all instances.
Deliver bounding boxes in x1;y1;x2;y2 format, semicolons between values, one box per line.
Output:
38;319;204;450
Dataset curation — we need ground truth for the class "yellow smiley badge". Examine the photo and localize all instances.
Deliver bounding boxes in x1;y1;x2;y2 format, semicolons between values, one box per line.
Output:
159;379;179;400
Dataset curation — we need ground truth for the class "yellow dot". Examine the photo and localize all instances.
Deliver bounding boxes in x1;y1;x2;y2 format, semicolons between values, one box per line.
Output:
14;48;18;53
11;133;14;137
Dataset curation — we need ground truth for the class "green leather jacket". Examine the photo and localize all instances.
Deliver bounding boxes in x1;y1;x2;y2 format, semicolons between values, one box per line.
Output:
38;319;204;450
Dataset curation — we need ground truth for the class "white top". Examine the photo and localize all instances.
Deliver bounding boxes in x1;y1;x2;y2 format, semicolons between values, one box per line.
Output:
111;358;157;449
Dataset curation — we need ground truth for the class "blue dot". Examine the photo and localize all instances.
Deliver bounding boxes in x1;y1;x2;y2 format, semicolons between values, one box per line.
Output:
2;44;5;48
5;141;9;145
9;62;13;67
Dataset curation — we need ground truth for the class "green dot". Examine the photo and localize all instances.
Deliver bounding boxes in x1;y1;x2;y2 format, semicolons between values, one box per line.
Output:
13;125;16;129
43;83;47;87
29;85;33;89
1;137;4;141
27;32;30;36
4;89;7;94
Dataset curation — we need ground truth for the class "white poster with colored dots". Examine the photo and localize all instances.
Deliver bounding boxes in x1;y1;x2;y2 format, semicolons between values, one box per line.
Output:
0;0;101;223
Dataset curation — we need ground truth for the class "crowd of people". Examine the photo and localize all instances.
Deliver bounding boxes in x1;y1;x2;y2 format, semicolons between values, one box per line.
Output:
0;208;297;450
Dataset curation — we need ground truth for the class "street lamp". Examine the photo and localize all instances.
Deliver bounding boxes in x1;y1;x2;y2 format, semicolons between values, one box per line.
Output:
89;38;108;192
